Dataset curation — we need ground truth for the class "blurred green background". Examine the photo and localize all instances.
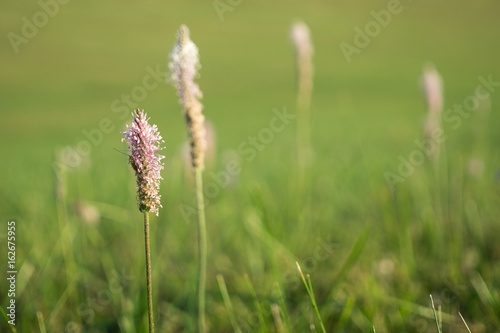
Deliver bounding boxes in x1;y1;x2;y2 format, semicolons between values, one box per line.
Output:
1;0;500;332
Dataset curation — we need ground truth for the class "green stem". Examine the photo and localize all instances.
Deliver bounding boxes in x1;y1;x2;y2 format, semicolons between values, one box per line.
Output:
195;167;207;333
296;262;326;333
143;212;155;333
430;295;442;333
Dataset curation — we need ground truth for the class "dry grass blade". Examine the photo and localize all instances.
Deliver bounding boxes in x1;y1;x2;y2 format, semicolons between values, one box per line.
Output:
459;312;472;333
271;304;285;333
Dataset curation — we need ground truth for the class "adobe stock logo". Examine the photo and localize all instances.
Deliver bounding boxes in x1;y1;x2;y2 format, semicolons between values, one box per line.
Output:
339;0;407;64
384;74;499;191
7;0;71;54
212;0;243;21
51;64;167;179
178;107;295;223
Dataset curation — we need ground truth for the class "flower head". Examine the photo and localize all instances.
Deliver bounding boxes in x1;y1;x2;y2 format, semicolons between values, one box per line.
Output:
421;64;444;160
122;109;164;216
290;21;313;63
421;63;443;115
169;24;206;170
290;21;313;109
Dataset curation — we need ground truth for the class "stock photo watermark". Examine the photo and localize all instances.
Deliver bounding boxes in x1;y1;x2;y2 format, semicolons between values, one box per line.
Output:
178;106;295;222
7;0;72;54
64;268;134;333
406;281;467;332
339;0;409;64
235;235;336;331
384;74;499;190
213;0;243;21
6;220;17;327
52;64;167;177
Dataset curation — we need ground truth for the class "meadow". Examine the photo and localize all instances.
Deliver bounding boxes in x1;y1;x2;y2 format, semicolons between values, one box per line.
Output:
1;0;500;332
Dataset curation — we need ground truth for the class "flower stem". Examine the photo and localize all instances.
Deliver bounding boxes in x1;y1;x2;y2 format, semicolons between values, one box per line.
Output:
195;167;207;333
143;212;155;333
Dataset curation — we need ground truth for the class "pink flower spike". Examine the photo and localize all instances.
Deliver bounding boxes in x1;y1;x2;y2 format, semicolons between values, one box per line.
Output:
122;109;165;216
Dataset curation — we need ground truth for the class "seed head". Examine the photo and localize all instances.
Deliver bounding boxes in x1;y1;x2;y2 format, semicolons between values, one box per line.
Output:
122;109;165;216
169;24;206;170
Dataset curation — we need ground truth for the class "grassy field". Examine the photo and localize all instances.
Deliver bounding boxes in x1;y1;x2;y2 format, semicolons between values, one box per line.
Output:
1;0;500;332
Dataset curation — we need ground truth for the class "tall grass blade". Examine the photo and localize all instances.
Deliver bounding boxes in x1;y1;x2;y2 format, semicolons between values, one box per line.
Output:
429;295;442;333
217;274;242;333
36;311;47;333
274;282;292;333
336;295;355;330
271;304;286;333
329;226;370;292
296;262;327;333
243;274;268;333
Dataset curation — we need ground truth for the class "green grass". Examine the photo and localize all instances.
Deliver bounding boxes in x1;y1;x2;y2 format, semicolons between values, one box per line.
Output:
1;0;500;332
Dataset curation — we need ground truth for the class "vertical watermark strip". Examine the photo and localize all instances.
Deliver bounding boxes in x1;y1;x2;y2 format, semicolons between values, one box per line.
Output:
6;220;17;326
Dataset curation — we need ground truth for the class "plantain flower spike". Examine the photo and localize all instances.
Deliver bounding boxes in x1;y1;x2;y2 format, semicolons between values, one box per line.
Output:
421;64;444;137
421;63;444;116
122;109;165;216
290;21;313;111
169;24;207;170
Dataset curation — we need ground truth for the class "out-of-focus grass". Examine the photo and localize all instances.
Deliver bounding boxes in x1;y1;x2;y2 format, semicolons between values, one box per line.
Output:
1;0;500;332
